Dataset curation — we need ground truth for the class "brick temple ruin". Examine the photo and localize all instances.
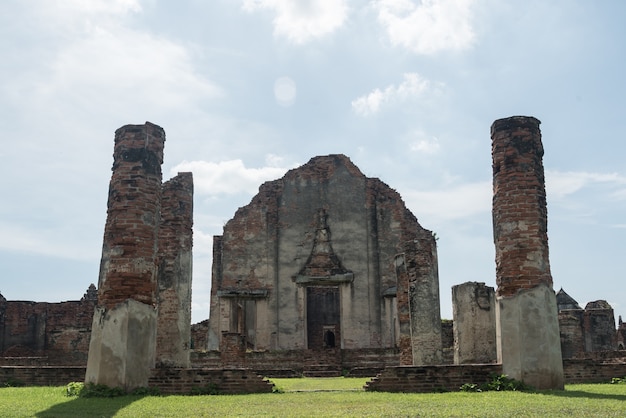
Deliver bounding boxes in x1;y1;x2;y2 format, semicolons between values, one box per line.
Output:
84;123;194;389
2;117;626;392
207;154;442;367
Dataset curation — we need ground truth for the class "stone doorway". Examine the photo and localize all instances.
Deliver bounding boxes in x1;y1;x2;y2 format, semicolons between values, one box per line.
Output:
307;286;340;349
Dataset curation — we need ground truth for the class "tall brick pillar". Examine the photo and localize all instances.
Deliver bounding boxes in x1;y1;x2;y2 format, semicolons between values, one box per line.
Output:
156;172;194;367
396;232;442;366
491;116;564;389
86;122;165;390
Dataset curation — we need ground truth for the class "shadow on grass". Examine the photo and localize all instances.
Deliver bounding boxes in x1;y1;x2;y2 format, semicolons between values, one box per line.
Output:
35;395;145;418
542;389;626;402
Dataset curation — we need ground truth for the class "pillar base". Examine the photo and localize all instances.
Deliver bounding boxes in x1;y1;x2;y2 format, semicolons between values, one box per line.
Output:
496;283;564;390
85;299;157;391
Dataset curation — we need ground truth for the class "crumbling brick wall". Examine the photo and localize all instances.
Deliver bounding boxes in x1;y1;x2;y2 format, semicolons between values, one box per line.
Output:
87;122;195;390
208;154;441;364
491;116;563;390
452;282;497;365
558;309;585;359
96;123;165;308
583;301;616;352
491;117;552;296
156;172;194;367
190;319;209;350
558;296;618;358
0;286;96;364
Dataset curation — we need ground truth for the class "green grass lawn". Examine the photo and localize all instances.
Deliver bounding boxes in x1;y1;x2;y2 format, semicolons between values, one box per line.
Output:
1;379;625;417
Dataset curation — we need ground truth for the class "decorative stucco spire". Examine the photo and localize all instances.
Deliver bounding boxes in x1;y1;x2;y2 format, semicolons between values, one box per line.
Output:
293;208;353;284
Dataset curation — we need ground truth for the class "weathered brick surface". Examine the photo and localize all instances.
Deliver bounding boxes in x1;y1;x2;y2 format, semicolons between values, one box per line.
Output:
618;318;626;350
394;253;412;365
404;235;442;365
363;355;626;392
365;364;503;392
220;332;247;368
208;154;440;361
149;368;274;394
0;366;86;386
190;319;209;350
0;287;96;364
563;356;626;383
97;123;165;308
86;123;197;390
491;117;552;296
583;301;616;352
558;299;618;359
4;355;625;388
491;116;564;390
441;320;454;364
190;347;399;377
452;282;497;364
559;310;585;359
156;172;194;366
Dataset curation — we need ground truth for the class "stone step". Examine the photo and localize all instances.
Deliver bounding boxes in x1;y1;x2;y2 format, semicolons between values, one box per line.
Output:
305;364;339;370
302;369;342;378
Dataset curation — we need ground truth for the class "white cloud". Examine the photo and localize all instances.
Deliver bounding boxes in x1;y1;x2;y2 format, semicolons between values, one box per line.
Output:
352;72;435;116
373;0;475;54
546;170;626;200
170;158;294;196
242;0;349;44
265;153;288;167
0;222;98;261
402;171;626;226
27;0;142;36
3;2;219;118
274;76;297;106
411;139;440;154
407;130;440;154
47;26;219;107
188;227;214;322
403;181;492;223
45;0;141;19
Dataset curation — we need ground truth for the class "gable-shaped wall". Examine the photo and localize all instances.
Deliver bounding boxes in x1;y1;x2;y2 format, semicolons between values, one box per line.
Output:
208;155;441;362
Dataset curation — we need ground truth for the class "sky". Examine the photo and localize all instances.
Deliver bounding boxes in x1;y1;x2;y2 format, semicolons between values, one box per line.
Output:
1;0;625;324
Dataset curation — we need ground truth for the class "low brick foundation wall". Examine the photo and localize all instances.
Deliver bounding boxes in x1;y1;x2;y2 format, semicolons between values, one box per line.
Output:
0;366;86;386
149;368;274;394
190;347;400;377
0;357;50;366
0;366;274;394
365;364;503;392
190;350;221;368
563;358;626;383
4;354;626;392
342;348;400;375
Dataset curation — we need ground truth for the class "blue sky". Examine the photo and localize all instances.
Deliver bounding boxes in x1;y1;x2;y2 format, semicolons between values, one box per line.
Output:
1;0;624;324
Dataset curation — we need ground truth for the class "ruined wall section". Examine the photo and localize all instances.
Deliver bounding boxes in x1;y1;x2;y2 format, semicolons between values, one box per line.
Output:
404;233;442;365
617;317;626;350
276;156;367;349
0;286;96;364
209;154;439;355
156;172;193;367
452;282;496;364
371;179;442;365
559;309;585;359
492;117;552;296
207;236;223;350
491;116;564;389
207;180;282;350
86;122;164;390
366;177;427;353
583;301;616;352
97;123;165;308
